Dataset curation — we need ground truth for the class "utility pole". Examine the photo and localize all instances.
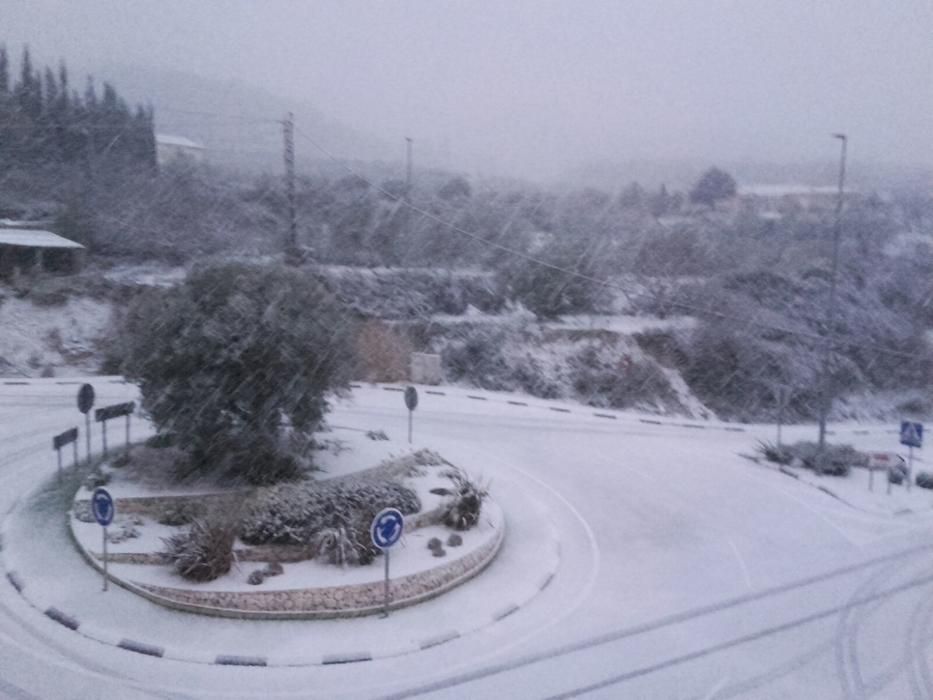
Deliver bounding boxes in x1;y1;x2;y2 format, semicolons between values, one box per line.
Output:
816;133;847;467
282;112;298;261
405;137;413;197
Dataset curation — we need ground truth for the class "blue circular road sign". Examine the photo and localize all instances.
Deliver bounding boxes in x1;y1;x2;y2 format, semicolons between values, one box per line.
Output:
91;487;115;527
371;508;404;550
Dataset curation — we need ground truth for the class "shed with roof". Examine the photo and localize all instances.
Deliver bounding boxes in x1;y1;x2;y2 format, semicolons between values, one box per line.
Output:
0;228;85;279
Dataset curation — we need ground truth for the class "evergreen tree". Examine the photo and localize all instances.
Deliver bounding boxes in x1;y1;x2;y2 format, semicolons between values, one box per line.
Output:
0;45;9;94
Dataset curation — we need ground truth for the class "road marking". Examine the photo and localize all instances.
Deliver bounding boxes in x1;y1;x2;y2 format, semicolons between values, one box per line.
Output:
419;631;460;650
376;545;933;700
322;652;372;664
541;570;933;700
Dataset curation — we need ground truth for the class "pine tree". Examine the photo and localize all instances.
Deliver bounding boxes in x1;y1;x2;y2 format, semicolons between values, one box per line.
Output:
0;45;9;94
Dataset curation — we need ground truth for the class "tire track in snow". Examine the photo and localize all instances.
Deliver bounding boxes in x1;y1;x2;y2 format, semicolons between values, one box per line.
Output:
834;558;902;698
904;572;933;699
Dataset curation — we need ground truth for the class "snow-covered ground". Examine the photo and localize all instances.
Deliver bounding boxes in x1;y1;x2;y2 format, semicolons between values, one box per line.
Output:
0;295;113;376
0;378;932;699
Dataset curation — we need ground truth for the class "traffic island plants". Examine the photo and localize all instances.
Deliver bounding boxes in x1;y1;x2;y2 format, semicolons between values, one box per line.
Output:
67;261;502;616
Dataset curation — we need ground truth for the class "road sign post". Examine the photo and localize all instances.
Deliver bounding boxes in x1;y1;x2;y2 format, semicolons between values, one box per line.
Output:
52;427;79;481
371;507;404;618
404;386;418;444
77;384;95;464
91;488;115;591
95;402;136;459
900;421;924;492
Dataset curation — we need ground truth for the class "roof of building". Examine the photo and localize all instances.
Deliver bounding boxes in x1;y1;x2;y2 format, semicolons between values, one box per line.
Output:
738;184;842;197
0;229;85;249
156;133;206;150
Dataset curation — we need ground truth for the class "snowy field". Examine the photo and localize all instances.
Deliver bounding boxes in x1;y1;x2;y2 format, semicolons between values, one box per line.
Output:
0;378;930;699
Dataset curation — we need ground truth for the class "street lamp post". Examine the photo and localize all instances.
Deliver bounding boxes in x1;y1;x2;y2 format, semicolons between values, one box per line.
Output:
816;133;848;467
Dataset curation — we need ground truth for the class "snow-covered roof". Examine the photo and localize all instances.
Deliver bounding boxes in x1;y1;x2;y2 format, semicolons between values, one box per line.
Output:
156;133;206;150
0;229;84;249
738;184;842;197
0;218;54;229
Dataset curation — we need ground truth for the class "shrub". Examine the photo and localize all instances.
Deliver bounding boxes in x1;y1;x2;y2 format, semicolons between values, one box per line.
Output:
569;345;678;411
756;441;793;465
431;468;489;531
145;433;176;449
239;478;421;548
163;514;237;582
496;254;609;319
313;522;376;567
781;441;866;476
916;472;933;490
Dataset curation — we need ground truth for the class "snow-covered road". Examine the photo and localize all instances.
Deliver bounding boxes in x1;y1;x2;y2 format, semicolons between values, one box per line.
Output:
0;379;931;699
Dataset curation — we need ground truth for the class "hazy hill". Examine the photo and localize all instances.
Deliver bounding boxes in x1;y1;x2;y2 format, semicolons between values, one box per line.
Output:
93;62;393;174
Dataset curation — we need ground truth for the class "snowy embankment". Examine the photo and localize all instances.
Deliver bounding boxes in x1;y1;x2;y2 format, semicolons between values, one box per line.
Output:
0;295;113;377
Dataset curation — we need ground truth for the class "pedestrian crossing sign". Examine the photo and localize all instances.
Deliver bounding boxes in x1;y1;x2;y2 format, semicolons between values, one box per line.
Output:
900;421;923;448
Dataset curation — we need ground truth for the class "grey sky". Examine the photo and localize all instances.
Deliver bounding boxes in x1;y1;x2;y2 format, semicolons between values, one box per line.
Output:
2;0;931;179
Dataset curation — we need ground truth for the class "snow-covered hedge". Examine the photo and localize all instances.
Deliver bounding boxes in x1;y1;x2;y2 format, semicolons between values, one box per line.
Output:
321;266;505;320
239;478;421;547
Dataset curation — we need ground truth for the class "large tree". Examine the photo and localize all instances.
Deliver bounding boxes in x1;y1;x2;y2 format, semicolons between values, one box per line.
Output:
122;262;356;484
689;167;737;208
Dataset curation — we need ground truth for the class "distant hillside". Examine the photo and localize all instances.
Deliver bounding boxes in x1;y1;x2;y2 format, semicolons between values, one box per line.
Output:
564;158;933;194
94;62;392;173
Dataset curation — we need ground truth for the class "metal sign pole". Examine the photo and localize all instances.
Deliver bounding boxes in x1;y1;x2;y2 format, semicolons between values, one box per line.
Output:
102;526;108;591
408;410;413;444
85;414;91;464
909;446;914;491
56;447;62;482
72;439;78;468
102;419;108;456
125;414;131;453
382;549;390;618
868;466;874;492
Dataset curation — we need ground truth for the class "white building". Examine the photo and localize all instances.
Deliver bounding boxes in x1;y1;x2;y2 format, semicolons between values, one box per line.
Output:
155;134;206;167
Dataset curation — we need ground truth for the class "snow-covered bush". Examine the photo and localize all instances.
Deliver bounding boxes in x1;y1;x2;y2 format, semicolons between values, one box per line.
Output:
163;514;237;582
322;267;504;320
313;522;376;567
430;468;489;531
439;324;563;398
569;344;679;411
915;472;933;490
781;441;866;476
239;478;420;549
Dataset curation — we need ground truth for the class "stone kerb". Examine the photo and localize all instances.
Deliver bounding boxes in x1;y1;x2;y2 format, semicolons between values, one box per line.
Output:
69;495;505;620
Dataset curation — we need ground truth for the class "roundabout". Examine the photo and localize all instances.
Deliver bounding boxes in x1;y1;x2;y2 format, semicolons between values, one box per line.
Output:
3;379;929;699
0;383;582;670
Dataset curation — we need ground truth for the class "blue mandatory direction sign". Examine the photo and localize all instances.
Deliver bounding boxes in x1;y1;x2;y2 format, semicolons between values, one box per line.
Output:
901;421;924;449
371;508;404;550
91;487;115;527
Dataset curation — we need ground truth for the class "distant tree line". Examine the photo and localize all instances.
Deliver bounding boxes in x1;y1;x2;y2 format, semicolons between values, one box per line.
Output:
0;45;155;178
